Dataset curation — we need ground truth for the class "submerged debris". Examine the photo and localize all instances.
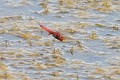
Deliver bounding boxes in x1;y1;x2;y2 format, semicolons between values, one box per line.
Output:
50;71;61;77
33;62;47;70
89;31;98;40
96;1;112;12
0;16;22;23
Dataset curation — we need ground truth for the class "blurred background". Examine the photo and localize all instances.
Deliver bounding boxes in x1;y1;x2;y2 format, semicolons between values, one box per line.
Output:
0;0;120;80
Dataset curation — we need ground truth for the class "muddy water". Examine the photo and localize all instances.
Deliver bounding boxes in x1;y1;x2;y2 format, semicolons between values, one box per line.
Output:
0;0;120;80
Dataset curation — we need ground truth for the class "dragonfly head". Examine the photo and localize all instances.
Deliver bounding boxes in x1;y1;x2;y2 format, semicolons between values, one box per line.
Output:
59;36;64;41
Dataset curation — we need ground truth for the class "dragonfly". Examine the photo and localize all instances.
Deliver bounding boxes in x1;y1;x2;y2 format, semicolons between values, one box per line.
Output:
39;24;64;41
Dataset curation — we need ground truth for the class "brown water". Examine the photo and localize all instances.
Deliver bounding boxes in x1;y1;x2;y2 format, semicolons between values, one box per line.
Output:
0;0;120;80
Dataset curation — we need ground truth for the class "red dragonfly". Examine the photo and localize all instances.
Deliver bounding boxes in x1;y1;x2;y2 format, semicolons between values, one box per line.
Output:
39;24;64;41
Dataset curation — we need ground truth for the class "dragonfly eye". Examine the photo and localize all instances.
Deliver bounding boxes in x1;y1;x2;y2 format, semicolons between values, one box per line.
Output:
60;36;64;41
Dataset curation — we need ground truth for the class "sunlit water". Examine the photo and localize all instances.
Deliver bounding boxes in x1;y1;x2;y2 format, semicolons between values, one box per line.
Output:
0;0;120;80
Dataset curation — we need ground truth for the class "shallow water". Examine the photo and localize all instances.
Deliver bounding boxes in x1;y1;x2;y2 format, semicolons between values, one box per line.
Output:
0;0;120;80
